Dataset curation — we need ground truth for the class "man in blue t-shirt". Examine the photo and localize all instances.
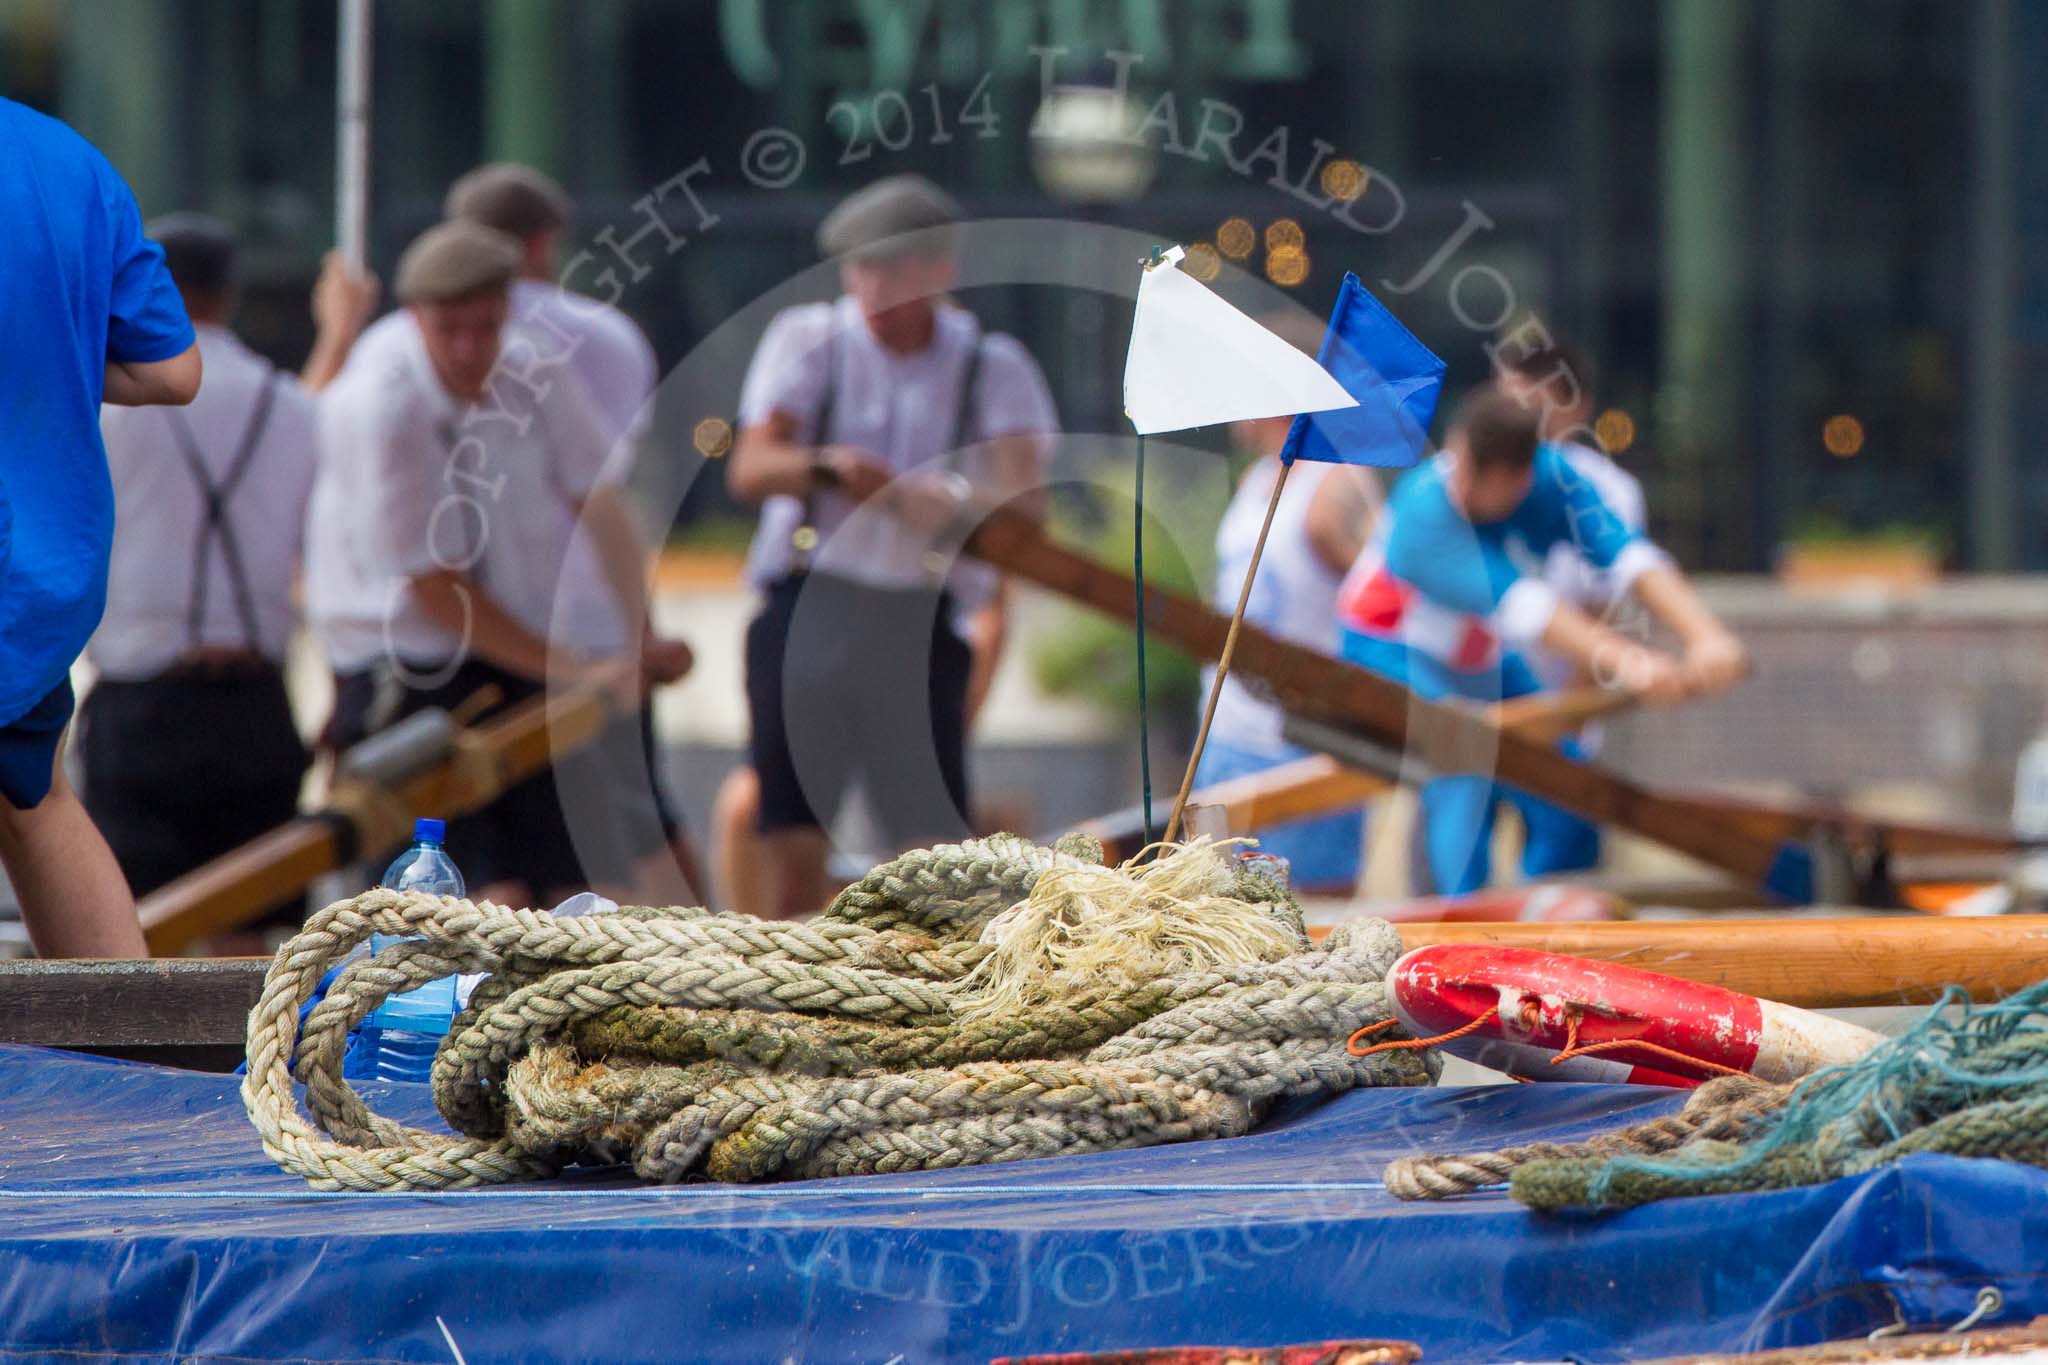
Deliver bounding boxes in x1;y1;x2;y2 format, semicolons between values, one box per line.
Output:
0;98;200;957
1336;384;1746;895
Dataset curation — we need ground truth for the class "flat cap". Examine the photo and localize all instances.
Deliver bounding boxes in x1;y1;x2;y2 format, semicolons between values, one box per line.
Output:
395;221;522;303
816;174;959;261
444;162;573;239
147;211;239;294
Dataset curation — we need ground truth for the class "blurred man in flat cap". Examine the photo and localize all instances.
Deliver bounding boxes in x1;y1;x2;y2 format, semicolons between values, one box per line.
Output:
724;174;1058;919
444;163;700;902
304;221;648;908
84;214;320;907
0;97;199;957
306;163;697;904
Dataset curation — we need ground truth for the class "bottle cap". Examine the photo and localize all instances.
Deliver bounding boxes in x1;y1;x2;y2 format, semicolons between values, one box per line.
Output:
414;817;446;844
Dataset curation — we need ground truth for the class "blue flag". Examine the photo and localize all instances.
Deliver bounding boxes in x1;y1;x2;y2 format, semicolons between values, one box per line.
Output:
1278;272;1445;468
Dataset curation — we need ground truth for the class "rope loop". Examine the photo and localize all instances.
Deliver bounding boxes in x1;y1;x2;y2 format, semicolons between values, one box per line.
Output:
244;835;1434;1190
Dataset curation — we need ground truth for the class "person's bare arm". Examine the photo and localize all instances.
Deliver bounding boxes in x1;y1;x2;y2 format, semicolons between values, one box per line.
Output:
103;341;201;406
409;568;573;683
300;252;381;394
981;433;1046;523
729;410;892;505
1630;563;1748;693
577;486;653;644
1539;599;1688;704
1302;467;1378;575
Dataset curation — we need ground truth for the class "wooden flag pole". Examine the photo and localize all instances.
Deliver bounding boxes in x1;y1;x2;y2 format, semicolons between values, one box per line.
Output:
1162;459;1292;845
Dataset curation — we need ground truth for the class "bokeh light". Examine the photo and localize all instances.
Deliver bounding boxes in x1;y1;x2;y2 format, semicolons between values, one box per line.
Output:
692;416;734;458
1264;218;1305;253
1319;159;1368;202
1265;246;1310;287
1593;408;1636;453
1181;241;1223;282
1822;413;1865;458
1216;217;1256;259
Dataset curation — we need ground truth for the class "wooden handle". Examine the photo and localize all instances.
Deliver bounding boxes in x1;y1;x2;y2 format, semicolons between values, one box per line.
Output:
1484;685;1638;744
1344;915;2048;1009
962;511;1793;889
137;677;618;955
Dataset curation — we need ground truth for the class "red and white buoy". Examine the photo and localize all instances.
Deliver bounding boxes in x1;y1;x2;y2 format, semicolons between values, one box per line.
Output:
1383;944;1885;1087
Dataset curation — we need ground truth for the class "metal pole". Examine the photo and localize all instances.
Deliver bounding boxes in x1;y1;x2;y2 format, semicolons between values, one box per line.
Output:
337;0;372;271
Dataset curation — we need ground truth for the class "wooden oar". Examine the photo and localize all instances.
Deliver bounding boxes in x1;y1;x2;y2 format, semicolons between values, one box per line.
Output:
136;668;621;955
964;510;1806;894
1652;787;2021;858
1484;684;1638;744
1083;690;1637;862
964;510;2012;897
11;914;2047;1067
1354;914;2048;1008
1079;754;1386;864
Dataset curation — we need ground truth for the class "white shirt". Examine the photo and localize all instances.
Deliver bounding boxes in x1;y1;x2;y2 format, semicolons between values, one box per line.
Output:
1533;439;1649;703
1204;458;1378;755
336;284;659;656
737;296;1059;608
509;279;659;655
1543;441;1646;607
306;315;612;673
90;325;319;679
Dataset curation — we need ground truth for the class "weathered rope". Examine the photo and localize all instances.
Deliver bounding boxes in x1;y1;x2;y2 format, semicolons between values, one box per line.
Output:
245;836;1434;1191
1383;1074;1784;1200
1388;979;2048;1211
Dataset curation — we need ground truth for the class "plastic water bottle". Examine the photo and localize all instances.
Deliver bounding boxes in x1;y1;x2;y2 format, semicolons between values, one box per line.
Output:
358;818;466;1083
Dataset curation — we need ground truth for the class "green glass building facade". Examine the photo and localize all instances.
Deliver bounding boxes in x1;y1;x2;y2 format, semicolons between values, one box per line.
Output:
4;0;2041;569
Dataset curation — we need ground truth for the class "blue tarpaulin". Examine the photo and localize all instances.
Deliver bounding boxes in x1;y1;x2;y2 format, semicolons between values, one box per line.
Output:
2;1042;2043;1364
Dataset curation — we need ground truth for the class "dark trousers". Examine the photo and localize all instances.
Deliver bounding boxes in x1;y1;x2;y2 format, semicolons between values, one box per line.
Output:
332;657;626;895
78;666;308;901
745;573;972;845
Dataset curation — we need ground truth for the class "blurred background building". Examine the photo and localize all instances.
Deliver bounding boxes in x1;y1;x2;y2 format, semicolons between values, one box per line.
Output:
6;0;2044;572
5;0;2045;571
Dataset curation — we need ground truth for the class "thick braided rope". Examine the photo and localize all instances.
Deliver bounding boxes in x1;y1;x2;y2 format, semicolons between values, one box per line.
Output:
246;836;1427;1190
1382;1074;1785;1201
510;973;1419;1181
1512;1034;2048;1210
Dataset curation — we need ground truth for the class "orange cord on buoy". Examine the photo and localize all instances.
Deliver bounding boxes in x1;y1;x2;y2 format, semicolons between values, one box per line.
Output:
1348;1005;1501;1057
1546;1007;1747;1078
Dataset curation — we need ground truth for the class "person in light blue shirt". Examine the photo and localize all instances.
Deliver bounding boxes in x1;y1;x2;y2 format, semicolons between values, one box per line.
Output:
1336;384;1746;895
0;97;200;957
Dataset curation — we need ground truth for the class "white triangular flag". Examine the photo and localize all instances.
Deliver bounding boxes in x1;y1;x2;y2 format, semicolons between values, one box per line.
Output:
1122;246;1358;436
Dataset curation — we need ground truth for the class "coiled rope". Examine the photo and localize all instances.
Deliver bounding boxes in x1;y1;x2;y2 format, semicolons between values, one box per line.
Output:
244;834;1434;1191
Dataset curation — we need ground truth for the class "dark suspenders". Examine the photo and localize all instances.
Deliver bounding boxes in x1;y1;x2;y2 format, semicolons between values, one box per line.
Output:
163;370;282;653
792;316;985;574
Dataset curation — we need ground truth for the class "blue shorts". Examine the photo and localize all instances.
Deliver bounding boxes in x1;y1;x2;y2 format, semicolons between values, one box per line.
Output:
0;676;75;810
1192;736;1365;892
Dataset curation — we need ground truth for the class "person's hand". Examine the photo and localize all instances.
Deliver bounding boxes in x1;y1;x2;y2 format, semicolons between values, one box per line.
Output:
641;635;694;687
1681;628;1748;696
819;446;893;503
1609;645;1689;705
311;250;380;339
889;471;972;534
574;656;644;713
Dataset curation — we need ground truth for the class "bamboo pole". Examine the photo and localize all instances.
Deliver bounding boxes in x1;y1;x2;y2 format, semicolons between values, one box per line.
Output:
1163;460;1291;845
